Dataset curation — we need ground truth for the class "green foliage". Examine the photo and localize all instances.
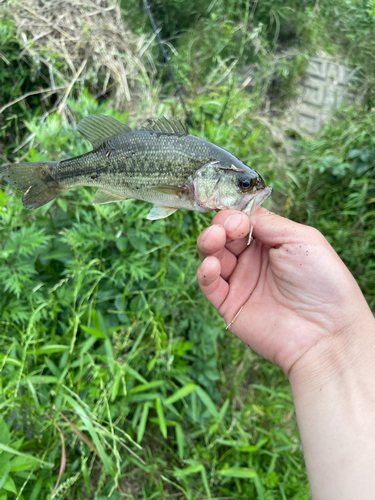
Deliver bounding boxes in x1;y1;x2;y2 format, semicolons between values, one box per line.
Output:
127;0;375;113
319;0;375;104
164;6;310;108
287;107;375;308
1;1;375;498
132;0;329;109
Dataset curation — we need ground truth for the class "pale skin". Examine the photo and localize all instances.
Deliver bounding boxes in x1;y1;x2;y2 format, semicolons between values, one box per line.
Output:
197;208;375;500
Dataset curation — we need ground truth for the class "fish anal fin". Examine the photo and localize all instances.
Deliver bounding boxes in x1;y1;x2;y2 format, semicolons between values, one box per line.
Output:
77;115;132;148
146;205;178;220
92;189;129;205
150;185;187;197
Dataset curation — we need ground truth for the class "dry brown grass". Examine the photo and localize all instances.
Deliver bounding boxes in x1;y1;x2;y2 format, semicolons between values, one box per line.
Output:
2;0;158;119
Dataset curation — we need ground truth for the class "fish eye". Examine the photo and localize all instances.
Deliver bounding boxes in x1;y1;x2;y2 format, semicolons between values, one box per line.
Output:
239;177;255;191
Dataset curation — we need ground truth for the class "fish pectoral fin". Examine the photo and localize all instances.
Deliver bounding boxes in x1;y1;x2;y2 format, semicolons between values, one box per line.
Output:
91;189;129;205
146;205;178;220
77;115;132;148
150;185;187;196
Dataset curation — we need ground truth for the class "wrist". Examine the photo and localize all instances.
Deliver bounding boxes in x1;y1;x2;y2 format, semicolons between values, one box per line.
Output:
288;312;375;499
289;310;375;397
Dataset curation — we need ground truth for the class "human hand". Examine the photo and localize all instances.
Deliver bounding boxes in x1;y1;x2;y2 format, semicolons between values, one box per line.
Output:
197;208;374;377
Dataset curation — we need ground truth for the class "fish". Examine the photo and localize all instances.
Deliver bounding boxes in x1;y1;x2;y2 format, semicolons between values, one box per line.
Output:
0;115;272;219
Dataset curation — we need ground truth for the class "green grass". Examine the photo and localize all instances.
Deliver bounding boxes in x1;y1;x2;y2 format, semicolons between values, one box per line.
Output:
1;1;375;498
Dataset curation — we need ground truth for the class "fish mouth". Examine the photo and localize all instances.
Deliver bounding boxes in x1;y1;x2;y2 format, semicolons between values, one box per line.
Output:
238;186;273;215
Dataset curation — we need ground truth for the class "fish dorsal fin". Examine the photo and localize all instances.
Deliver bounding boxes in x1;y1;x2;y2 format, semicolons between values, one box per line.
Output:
91;188;129;205
141;116;188;136
77;115;132;148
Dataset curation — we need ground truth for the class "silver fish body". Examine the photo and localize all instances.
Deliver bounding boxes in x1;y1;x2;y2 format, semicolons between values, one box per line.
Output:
0;115;272;219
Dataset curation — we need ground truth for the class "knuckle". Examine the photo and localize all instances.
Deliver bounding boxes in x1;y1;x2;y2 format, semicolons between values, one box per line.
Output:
308;226;325;242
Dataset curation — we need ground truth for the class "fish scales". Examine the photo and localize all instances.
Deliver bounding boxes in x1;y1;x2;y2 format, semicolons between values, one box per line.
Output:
0;115;272;218
56;133;220;185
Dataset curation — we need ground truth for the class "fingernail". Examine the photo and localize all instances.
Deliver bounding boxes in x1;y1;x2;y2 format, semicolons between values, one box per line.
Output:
201;226;214;242
224;213;243;232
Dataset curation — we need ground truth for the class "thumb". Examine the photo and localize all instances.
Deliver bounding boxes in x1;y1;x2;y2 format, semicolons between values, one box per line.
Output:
249;208;319;248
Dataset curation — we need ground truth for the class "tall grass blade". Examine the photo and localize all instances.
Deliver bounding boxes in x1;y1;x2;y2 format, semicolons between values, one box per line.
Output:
195;386;219;417
137;403;150;443
164;383;196;405
0;443;54;468
62;395;116;476
175;424;184;459
51;423;66;498
155;397;167;438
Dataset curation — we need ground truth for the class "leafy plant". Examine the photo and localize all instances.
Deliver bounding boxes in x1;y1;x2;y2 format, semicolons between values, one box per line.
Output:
287;107;375;308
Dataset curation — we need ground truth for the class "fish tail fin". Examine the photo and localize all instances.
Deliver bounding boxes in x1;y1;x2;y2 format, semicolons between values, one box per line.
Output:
0;161;64;209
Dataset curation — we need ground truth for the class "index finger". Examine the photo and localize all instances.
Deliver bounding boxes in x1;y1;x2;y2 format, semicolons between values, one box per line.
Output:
211;210;251;242
197;210;251;260
198;210;252;259
212;210;253;256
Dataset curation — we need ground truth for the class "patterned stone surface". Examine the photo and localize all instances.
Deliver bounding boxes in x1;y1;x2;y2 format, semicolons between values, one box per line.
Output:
292;57;357;133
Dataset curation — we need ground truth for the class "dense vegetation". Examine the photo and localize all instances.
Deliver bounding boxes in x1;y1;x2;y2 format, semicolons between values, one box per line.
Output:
1;0;374;498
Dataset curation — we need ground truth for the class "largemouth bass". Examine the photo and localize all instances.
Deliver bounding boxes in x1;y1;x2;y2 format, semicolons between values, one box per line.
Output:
0;115;272;219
